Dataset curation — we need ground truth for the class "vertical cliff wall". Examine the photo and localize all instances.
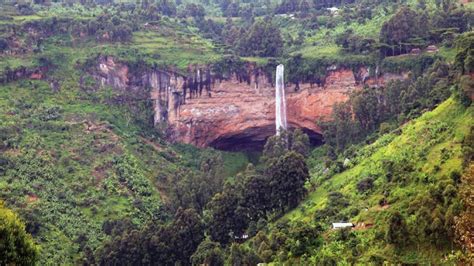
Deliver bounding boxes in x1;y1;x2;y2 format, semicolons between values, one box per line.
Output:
91;56;406;150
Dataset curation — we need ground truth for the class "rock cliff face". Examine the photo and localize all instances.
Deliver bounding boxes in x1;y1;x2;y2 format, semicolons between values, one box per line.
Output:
169;71;357;150
92;57;404;150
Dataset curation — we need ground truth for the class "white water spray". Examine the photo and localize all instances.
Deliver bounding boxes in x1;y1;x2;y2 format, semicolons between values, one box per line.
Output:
275;64;287;135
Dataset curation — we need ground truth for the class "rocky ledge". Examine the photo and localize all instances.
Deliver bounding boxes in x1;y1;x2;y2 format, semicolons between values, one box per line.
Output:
93;56;406;150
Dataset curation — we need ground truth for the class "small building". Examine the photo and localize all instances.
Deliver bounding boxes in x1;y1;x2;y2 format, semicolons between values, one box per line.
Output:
234;234;249;240
327;7;340;15
332;222;354;229
326;64;337;71
410;48;421;55
426;45;439;53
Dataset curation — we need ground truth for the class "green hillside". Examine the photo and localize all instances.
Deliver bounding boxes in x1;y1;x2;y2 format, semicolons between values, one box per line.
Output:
0;0;473;264
277;97;472;263
0;79;250;263
209;84;472;265
0;79;167;262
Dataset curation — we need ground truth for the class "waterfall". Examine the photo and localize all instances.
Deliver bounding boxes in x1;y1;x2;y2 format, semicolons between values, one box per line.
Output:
275;64;287;135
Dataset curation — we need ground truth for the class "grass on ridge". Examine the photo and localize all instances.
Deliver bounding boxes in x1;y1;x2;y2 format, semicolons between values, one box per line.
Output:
285;97;471;223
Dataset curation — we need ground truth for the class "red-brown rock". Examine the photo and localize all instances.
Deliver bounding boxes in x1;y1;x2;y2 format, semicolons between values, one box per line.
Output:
93;57;406;150
167;69;357;150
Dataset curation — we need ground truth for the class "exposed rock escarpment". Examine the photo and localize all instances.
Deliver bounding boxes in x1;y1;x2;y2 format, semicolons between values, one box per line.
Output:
92;56;406;150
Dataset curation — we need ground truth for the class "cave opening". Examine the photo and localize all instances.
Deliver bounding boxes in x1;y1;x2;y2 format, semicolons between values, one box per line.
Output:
209;125;323;152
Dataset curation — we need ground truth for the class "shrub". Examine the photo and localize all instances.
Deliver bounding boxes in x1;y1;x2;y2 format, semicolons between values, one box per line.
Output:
38;106;62;121
356;177;374;193
385;211;409;246
0;202;39;265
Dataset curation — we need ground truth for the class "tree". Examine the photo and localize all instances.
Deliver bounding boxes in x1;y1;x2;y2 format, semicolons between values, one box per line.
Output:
275;0;299;13
267;151;309;212
454;32;474;75
156;0;177;16
286;222;322;257
0;202;39;265
261;130;310;213
290;128;310;157
240;5;254;24
318;102;360;152
180;3;206;18
385;211;409;247
356;177;374;193
168;151;225;212
314;192;350;222
379;7;427;56
417;0;427;10
238;18;283;57
191;238;225;266
0;38;8;52
431;5;469;34
223;2;240;17
171;208;205;263
145;225;180;264
97;208;204;265
97;229;145;265
263;129;310;163
299;0;311;15
336;30;375;54
228;243;261;265
222;18;242;47
228;243;245;265
351;88;382;132
455;164;474;254
262;130;289;164
218;0;232;13
207;185;248;245
240;165;271;221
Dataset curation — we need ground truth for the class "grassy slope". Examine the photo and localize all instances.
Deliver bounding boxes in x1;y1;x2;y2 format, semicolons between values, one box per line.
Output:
296;12;389;60
0;80;165;262
0;77;250;264
0;12;220;75
129;27;220;69
2;0;462;72
0;2;470;263
0;11;240;264
281;97;472;262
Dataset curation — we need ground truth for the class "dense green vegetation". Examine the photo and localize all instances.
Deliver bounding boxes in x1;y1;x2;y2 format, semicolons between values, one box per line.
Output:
0;0;473;265
319;59;452;152
0;77;255;263
1;0;471;77
0;201;39;264
261;96;473;264
212;33;473;263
